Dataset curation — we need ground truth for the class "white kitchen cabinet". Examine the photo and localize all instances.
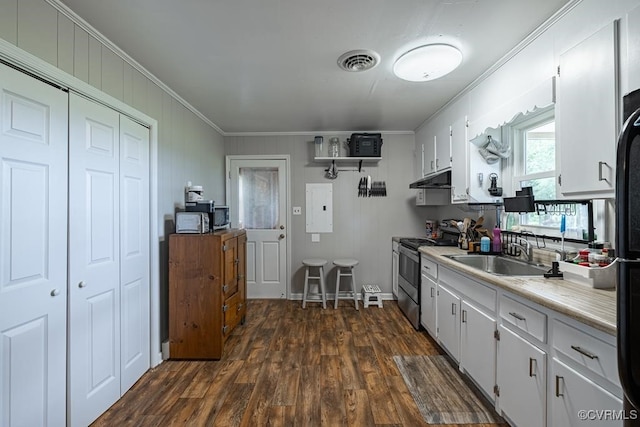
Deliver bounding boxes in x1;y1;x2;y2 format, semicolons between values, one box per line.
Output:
451;115;469;203
460;300;497;400
497;324;547;427
551;358;623;426
420;256;438;337
557;21;617;197
435;123;452;172
392;241;399;299
437;284;460;362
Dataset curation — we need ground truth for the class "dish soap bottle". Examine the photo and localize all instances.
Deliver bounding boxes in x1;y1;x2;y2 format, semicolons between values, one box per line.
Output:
492;226;502;253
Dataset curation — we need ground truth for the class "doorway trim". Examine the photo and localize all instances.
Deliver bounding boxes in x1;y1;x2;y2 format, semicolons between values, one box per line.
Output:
226;154;292;299
0;38;162;367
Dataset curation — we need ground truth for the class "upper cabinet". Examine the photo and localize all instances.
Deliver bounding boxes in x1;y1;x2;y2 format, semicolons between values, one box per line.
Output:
451;116;469;203
556;21;618;198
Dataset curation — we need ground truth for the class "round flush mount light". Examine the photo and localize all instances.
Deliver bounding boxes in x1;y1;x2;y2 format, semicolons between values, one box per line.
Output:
393;44;462;82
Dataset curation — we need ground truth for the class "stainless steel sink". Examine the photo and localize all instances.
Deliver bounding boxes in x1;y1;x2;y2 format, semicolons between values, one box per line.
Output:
443;254;548;276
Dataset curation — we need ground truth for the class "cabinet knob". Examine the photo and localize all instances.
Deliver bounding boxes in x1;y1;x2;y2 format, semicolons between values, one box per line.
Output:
222;284;229;292
279;234;285;239
209;275;215;280
280;225;285;230
50;289;60;297
78;281;87;288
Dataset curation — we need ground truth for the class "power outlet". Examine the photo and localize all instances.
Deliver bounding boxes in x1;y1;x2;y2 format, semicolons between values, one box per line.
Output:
293;206;302;215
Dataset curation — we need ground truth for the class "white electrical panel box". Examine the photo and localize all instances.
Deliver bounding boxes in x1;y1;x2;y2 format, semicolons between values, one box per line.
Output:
306;183;333;233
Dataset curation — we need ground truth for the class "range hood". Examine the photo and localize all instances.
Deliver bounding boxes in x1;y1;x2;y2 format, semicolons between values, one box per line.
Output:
409;168;452;189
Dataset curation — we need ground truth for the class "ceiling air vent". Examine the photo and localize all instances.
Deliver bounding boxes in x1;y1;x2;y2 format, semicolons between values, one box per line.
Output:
337;50;380;72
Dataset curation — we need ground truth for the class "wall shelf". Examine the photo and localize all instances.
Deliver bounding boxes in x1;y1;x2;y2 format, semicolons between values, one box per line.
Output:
314;156;381;172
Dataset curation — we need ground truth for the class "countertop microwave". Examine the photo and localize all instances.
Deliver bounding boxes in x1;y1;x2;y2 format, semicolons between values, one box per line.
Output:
176;212;209;234
213;205;230;230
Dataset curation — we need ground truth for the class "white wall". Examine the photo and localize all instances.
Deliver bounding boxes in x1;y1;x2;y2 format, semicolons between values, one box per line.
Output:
225;133;432;296
0;0;226;342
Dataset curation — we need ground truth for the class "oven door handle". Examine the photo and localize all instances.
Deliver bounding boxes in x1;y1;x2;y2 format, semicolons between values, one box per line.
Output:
399;245;419;263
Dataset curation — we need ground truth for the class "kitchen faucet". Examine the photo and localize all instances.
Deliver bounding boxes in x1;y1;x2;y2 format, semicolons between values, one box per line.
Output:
509;238;534;263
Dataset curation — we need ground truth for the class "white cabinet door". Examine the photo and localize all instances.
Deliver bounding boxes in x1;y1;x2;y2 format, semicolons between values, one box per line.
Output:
435;124;452;172
420;273;437;337
0;62;68;427
69;94;122;427
437;284;460;362
392;244;399;298
557;21;617;197
497;325;546;427
119;116;150;394
460;300;496;400
451;116;469;203
551;358;623;426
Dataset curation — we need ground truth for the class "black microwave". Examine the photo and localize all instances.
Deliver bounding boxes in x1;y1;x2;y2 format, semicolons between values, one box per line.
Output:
213;205;230;230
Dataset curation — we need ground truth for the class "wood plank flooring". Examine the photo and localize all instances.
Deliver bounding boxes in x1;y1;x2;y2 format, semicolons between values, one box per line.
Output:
92;300;507;426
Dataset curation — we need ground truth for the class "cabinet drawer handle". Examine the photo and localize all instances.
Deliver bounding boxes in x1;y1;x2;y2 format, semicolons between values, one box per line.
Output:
529;357;537;377
509;312;526;321
451;303;456;316
555;375;564;397
571;345;598;359
462;309;467;323
430;287;435;298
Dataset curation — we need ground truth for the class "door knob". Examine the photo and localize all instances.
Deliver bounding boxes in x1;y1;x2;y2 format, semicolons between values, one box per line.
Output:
280;225;285;230
279;234;285;239
78;281;87;288
50;289;60;297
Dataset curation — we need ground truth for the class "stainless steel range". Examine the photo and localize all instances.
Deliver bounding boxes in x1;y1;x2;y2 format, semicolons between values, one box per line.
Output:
397;237;457;329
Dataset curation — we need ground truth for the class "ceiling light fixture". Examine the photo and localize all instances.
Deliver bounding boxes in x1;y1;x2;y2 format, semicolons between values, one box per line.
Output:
393;44;462;82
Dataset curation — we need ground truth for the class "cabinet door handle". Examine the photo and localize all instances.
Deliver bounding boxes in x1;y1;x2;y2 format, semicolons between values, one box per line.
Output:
430;287;435;298
462;309;467;323
509;312;526;321
223;285;229;293
222;304;228;312
436;158;440;169
555;375;564;397
529;357;537;377
451;303;456;316
237;303;243;311
222;325;229;334
598;161;608;182
430;160;434;171
571;345;598;359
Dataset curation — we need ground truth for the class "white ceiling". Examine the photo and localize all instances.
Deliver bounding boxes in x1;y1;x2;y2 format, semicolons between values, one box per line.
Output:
59;0;569;134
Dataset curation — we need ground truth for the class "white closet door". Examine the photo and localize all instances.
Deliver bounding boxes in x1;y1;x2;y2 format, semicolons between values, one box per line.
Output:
68;93;121;427
0;63;68;427
119;115;150;394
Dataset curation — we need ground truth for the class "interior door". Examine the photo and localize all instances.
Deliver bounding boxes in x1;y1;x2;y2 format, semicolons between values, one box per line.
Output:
119;115;150;394
68;93;121;426
228;157;288;298
0;62;68;427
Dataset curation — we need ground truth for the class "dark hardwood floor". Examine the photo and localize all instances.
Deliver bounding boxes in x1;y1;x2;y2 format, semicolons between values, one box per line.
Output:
92;299;507;426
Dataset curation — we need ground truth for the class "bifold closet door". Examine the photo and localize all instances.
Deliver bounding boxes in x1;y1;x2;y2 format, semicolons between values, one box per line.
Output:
0;62;68;427
68;93;151;426
68;93;122;427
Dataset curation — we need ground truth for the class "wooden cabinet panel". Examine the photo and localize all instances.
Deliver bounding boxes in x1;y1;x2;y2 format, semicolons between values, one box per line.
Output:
169;229;247;359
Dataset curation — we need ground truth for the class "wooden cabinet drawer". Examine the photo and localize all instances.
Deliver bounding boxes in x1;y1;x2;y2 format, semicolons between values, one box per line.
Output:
500;295;547;343
553;319;619;387
223;292;242;338
421;255;438;281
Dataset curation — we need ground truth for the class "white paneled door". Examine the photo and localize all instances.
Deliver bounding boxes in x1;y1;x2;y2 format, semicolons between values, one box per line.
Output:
228;157;288;298
0;62;68;427
119;115;150;394
68;93;151;426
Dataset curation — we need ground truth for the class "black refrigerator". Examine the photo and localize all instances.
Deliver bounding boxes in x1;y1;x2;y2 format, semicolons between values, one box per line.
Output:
617;88;640;423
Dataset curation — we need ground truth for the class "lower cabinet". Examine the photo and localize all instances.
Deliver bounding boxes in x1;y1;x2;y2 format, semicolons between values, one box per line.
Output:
437;284;461;362
420;255;438;336
497;325;547;427
460;300;496;399
551;358;622;426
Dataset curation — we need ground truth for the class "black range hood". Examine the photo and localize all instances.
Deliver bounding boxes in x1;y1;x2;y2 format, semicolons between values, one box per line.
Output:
409;168;452;189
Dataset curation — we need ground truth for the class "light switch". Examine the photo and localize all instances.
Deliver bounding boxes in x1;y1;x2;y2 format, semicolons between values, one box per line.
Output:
311;233;320;242
293;206;302;215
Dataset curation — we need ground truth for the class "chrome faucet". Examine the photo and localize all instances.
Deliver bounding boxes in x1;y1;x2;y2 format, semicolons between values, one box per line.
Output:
509;238;534;262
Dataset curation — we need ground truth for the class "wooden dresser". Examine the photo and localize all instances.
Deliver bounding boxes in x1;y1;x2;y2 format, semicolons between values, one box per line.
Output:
169;229;247;359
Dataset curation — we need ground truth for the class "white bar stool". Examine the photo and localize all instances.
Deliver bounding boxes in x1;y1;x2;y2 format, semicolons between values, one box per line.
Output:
302;259;327;309
333;258;359;310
